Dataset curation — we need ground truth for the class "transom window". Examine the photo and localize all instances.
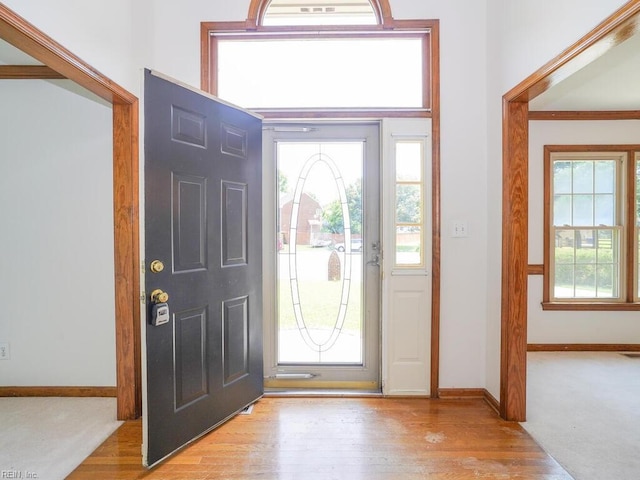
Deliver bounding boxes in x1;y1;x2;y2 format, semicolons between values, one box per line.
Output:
544;146;640;309
216;36;424;111
201;0;435;117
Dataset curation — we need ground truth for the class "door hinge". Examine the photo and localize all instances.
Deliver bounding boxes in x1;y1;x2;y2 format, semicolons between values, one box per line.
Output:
140;292;146;304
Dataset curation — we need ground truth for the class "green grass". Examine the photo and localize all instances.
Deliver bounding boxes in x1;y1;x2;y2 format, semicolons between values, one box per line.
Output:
554;247;615;291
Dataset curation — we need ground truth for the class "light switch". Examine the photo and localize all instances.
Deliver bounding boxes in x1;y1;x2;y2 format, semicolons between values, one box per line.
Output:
451;221;469;238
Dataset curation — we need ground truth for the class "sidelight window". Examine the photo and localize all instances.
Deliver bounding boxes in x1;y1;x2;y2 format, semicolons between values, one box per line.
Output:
394;140;426;267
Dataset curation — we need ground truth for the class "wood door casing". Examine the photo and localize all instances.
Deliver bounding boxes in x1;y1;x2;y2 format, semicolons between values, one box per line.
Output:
501;2;640;421
0;4;140;420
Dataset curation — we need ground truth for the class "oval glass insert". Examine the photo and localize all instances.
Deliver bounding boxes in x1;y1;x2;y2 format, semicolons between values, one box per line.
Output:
277;141;364;363
289;154;351;351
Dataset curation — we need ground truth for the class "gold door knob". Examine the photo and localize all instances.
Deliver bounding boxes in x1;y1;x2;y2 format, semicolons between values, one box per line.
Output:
150;260;165;273
150;289;169;304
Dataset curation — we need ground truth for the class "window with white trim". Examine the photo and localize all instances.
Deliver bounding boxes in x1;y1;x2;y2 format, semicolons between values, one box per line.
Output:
544;146;640;309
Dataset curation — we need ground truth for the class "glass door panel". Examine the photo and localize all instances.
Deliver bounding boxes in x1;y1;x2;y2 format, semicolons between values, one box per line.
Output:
278;142;363;364
264;123;380;387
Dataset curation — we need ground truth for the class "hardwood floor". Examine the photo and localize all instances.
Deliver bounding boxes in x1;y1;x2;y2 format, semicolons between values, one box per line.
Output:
68;397;571;479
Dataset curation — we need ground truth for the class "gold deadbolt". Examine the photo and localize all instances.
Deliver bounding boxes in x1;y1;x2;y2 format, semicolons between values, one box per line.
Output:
150;289;169;304
150;260;165;273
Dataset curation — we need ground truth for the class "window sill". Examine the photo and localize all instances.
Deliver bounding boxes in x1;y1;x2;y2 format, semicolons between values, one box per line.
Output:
541;302;640;311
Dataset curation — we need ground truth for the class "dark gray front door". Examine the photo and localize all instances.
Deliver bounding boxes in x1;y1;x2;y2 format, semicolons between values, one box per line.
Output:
142;70;263;467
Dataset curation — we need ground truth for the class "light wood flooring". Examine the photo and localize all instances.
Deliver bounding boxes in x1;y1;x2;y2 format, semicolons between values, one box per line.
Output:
68;397;572;479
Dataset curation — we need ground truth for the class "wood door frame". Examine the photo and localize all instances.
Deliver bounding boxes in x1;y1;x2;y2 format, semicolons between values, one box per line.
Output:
0;5;140;420
501;1;640;421
205;0;442;398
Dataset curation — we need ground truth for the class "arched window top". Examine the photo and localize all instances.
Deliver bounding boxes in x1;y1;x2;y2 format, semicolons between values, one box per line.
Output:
264;0;376;26
248;0;393;27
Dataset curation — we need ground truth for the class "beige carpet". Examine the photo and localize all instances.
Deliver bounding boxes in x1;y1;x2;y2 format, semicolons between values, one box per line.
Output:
0;397;121;480
522;352;640;480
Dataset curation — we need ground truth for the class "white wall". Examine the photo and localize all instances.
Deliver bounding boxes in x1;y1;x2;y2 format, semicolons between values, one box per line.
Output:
133;1;491;390
0;80;115;386
5;0;635;394
484;0;629;399
0;0;132;387
2;0;137;93
132;0;249;90
528;120;640;343
392;0;490;389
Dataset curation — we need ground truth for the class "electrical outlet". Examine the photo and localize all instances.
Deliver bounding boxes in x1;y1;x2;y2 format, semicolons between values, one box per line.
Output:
0;342;9;360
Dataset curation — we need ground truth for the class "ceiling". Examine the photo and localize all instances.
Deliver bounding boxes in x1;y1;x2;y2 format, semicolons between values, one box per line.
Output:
2;22;640;112
529;30;640;111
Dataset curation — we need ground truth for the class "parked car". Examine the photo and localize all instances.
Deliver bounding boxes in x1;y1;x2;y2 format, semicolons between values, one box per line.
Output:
311;239;332;247
334;239;363;252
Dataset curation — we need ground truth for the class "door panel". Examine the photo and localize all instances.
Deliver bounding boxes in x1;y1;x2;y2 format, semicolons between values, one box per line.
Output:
143;70;263;466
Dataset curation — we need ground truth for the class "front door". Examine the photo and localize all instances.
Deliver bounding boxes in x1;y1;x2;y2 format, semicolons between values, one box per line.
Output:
142;70;263;466
263;123;380;389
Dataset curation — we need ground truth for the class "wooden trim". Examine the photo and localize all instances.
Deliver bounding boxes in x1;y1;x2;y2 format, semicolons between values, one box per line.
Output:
542;146;552;303
543;144;640;152
0;6;135;105
422;32;432;111
528;344;640;352
204;23;391;34
483;389;500;414
437;388;486;399
200;19;438;100
246;0;262;29
529;110;640;121
245;110;432;120
202;20;438;34
437;388;500;414
501;99;528;422
0;4;139;420
430;19;441;399
0;65;65;79
543;145;640;305
501;2;640;423
625;148;636;302
200;22;211;93
541;302;640;311
113;102;141;420
505;3;640;103
202;13;442;399
377;0;394;27
528;264;544;275
0;386;117;397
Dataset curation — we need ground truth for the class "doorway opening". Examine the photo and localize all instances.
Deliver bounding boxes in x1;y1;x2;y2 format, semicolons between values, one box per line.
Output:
263;123;381;390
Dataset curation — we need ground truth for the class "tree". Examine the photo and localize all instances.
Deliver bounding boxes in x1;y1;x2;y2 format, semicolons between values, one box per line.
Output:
278;170;289;193
322;201;344;234
321;179;362;234
345;179;362;234
396;185;420;225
